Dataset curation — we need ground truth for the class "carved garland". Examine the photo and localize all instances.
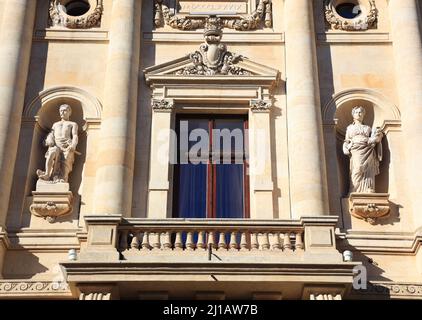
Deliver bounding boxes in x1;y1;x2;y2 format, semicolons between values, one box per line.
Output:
324;0;378;31
49;0;104;29
154;0;272;31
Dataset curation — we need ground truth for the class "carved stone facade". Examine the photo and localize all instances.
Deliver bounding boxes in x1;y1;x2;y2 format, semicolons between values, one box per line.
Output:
0;0;421;301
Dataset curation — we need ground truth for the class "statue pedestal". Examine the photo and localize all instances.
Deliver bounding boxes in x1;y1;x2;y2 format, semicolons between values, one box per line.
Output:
29;180;73;223
348;193;390;225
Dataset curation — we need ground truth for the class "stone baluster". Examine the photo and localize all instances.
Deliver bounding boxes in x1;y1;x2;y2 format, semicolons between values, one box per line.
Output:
151;232;161;250
130;231;140;250
174;232;183;250
260;233;270;250
270;233;281;250
251;233;259;250
186;232;195;251
197;231;206;250
229;232;238;251
218;232;227;250
283;232;292;252
162;231;172;250
295;231;304;251
208;232;217;249
141;232;151;250
240;232;249;251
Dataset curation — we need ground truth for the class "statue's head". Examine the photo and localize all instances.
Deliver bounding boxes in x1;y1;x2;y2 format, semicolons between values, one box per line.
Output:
59;104;72;120
352;106;366;122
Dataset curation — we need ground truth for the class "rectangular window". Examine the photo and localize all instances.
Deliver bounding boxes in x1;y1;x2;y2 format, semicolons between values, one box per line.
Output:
173;115;249;219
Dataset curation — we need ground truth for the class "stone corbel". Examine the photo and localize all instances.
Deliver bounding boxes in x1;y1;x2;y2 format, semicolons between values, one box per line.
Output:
349;193;391;225
78;284;119;300
49;0;104;29
303;285;345;300
29;181;73;223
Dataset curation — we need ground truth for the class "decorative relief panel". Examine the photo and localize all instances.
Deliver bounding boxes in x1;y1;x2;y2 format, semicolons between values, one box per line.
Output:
49;0;103;29
154;0;272;31
324;0;378;31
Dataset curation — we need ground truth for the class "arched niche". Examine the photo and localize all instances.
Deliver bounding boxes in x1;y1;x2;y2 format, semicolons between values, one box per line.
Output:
7;86;102;229
321;88;401;218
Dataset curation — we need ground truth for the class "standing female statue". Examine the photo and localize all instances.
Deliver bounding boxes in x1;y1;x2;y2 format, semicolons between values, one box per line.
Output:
343;106;383;193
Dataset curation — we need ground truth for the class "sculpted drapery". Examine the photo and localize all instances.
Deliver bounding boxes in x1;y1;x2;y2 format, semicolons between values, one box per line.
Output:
343;106;383;193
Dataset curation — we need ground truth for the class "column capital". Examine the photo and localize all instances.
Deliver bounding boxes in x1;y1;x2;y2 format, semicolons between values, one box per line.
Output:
152;98;175;113
250;99;272;113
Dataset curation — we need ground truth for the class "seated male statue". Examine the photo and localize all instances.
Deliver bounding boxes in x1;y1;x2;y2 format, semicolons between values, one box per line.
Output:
37;104;79;183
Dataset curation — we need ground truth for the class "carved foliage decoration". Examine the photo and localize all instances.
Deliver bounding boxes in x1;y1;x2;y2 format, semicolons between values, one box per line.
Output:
49;0;104;29
175;17;251;76
250;99;272;112
324;0;378;31
154;0;272;31
152;99;175;112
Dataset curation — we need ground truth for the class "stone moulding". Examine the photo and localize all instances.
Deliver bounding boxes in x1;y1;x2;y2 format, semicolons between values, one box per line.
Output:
352;282;422;299
154;0;272;31
349;193;390;225
0;281;70;297
49;0;104;29
324;0;378;31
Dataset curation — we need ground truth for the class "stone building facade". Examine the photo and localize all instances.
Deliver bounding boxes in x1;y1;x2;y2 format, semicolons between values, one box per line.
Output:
0;0;421;300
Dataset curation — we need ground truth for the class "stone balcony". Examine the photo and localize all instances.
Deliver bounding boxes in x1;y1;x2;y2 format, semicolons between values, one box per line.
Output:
60;215;360;299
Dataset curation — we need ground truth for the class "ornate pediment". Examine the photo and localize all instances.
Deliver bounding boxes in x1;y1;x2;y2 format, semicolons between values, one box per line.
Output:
144;17;279;84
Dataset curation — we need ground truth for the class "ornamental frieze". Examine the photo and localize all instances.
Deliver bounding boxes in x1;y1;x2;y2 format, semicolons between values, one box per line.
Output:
154;0;272;31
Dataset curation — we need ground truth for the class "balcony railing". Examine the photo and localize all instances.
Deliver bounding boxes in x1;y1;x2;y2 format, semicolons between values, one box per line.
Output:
117;219;305;253
78;215;341;264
